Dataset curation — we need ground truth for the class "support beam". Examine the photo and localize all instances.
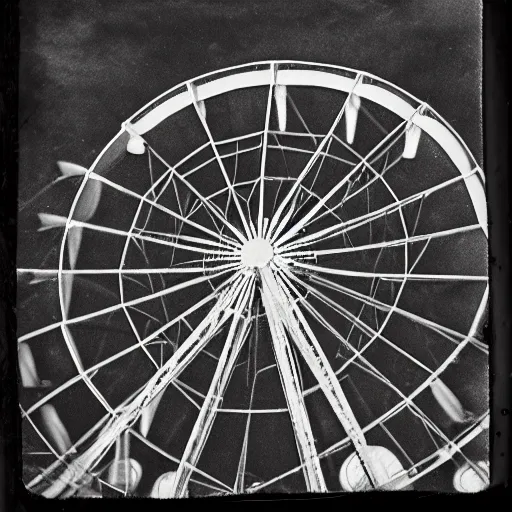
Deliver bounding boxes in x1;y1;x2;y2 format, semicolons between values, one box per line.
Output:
260;276;327;492
260;266;383;488
40;272;249;497
169;277;255;497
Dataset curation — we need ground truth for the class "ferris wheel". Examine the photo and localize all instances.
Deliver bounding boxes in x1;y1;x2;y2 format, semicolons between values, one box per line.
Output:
17;61;490;497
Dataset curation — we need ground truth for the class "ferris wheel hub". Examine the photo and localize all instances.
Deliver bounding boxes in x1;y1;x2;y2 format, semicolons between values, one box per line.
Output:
241;238;274;268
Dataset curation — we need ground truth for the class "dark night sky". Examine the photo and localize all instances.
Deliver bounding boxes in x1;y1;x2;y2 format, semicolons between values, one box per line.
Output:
19;0;482;204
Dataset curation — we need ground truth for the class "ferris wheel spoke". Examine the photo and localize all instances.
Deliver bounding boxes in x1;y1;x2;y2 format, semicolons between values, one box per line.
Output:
245;180;260;237
307;134;404;238
293;138;335;215
294;284;488;468
267;142;357;168
277;132;412;254
37;272;251;496
219;140;240;238
256;63;276;238
267;136;320;227
280;274;389;387
287;287;406;399
260;278;327;492
178;146;262;241
137;131;247;245
103;270;242;349
89;172;240;250
24;280;238;418
267;75;363;244
281;269;434;376
313;132;404;220
291;181;350;234
187;82;253;242
187;186;242;223
17;261;241;278
278;165;481;254
308;274;487;353
233;354;272;493
279;258;487;282
120;235;170;374
181;190;224;235
132;227;243;253
327;155;404;224
18;267;241;343
339;274;484;353
25;406;116;492
24;374;83;417
21;407;75;496
269;179;286;235
277;272;449;442
276;270;394;391
273;104;421;248
55;320;114;416
128;429;234;494
341;375;416;470
280;224;482;260
142;156;188;233
21;62;489;496
174;131;265;174
286;93;320;147
180;140;262;182
147;146;249;243
403;400;486;478
172;377;207;403
170;277;255;497
261;266;380;488
328;130;405;219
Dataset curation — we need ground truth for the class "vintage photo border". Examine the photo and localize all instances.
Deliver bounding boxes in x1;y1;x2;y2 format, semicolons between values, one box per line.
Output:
1;1;510;509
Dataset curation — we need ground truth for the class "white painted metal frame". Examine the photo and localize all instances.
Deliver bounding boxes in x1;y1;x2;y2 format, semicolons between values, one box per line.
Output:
19;61;488;497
